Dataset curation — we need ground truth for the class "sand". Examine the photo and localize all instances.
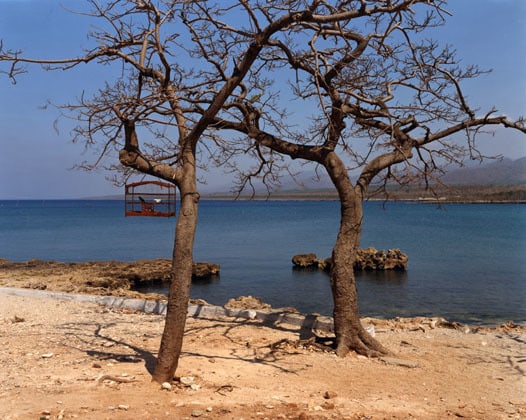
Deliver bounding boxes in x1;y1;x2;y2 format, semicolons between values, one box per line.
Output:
0;286;525;420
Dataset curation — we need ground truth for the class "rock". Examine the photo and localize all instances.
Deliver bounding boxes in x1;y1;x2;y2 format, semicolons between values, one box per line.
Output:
245;309;257;319
323;391;338;399
161;382;172;390
191;410;203;417
292;248;408;272
179;376;195;386
322;401;335;410
365;324;376;337
192;262;220;280
41;353;54;358
118;405;129;410
354;248;407;271
317;258;332;271
224;296;271;310
292;253;319;268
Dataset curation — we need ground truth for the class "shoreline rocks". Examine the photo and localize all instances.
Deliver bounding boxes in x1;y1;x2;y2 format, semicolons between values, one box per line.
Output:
292;247;408;272
0;259;221;295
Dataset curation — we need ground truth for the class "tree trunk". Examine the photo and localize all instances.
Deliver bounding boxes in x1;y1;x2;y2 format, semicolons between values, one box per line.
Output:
325;152;389;358
152;175;199;383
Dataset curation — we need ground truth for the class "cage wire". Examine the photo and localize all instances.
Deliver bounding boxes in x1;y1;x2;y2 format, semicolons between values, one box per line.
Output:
125;181;176;217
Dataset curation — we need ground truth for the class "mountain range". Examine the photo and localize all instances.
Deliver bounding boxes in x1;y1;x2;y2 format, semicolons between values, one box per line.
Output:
268;157;526;193
440;157;526;185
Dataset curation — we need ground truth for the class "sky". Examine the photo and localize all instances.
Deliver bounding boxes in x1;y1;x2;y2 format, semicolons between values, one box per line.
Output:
0;0;525;199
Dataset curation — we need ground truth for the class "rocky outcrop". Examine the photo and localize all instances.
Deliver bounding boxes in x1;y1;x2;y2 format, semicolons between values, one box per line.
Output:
292;247;408;272
192;262;221;280
292;254;332;271
354;248;408;271
0;259;220;296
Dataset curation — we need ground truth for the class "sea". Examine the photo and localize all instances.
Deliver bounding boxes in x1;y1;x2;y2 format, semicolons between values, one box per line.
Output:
1;199;525;325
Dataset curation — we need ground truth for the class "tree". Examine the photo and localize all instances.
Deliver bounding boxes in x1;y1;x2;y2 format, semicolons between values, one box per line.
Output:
200;0;526;356
1;0;282;383
2;0;398;381
2;0;525;380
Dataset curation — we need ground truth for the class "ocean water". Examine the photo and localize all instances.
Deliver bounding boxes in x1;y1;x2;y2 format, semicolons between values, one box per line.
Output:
1;199;525;325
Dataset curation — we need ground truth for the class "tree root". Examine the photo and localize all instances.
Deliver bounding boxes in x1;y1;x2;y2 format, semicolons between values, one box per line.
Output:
335;325;391;358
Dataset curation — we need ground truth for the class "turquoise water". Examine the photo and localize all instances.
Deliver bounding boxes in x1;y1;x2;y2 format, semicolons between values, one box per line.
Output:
1;200;525;324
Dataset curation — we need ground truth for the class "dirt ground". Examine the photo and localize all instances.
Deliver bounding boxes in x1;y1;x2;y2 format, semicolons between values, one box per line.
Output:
0;261;525;419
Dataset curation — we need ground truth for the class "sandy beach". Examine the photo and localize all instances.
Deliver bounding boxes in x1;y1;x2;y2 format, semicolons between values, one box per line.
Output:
0;280;525;420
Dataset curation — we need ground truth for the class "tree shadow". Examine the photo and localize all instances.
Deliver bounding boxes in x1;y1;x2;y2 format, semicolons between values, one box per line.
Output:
182;310;336;375
55;306;336;379
58;320;157;375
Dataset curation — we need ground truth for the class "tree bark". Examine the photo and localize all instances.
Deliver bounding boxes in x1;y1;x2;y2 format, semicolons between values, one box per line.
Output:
152;164;199;383
325;152;389;357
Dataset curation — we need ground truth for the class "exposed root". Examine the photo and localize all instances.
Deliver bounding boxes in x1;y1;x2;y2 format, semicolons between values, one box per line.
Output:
335;326;391;358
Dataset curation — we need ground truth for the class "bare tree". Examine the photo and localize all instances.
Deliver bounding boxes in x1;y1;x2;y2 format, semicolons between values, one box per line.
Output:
0;0;276;383
3;0;406;381
202;0;526;356
2;0;525;379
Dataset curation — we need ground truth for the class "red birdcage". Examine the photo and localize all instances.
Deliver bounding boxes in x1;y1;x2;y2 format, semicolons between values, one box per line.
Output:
125;181;176;217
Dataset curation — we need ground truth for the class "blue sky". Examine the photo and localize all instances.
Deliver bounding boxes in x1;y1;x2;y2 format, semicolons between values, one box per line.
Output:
1;0;525;199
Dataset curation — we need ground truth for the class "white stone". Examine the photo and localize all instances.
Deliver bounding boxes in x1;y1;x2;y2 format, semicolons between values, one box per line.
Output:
365;325;376;337
180;376;195;385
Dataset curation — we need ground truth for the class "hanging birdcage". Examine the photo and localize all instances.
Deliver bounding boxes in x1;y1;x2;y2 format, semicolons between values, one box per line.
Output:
125;181;176;217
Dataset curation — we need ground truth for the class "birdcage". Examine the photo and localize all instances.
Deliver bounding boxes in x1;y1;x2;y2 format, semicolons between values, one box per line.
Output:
125;181;176;217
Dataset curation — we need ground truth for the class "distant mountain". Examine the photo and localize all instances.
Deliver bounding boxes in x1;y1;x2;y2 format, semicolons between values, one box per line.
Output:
272;157;526;191
109;157;525;200
441;157;526;186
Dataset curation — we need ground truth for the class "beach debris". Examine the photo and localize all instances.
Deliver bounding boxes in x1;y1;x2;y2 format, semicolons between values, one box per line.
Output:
11;315;25;323
96;374;137;384
379;356;419;368
41;353;54;359
408;324;426;333
215;384;234;396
